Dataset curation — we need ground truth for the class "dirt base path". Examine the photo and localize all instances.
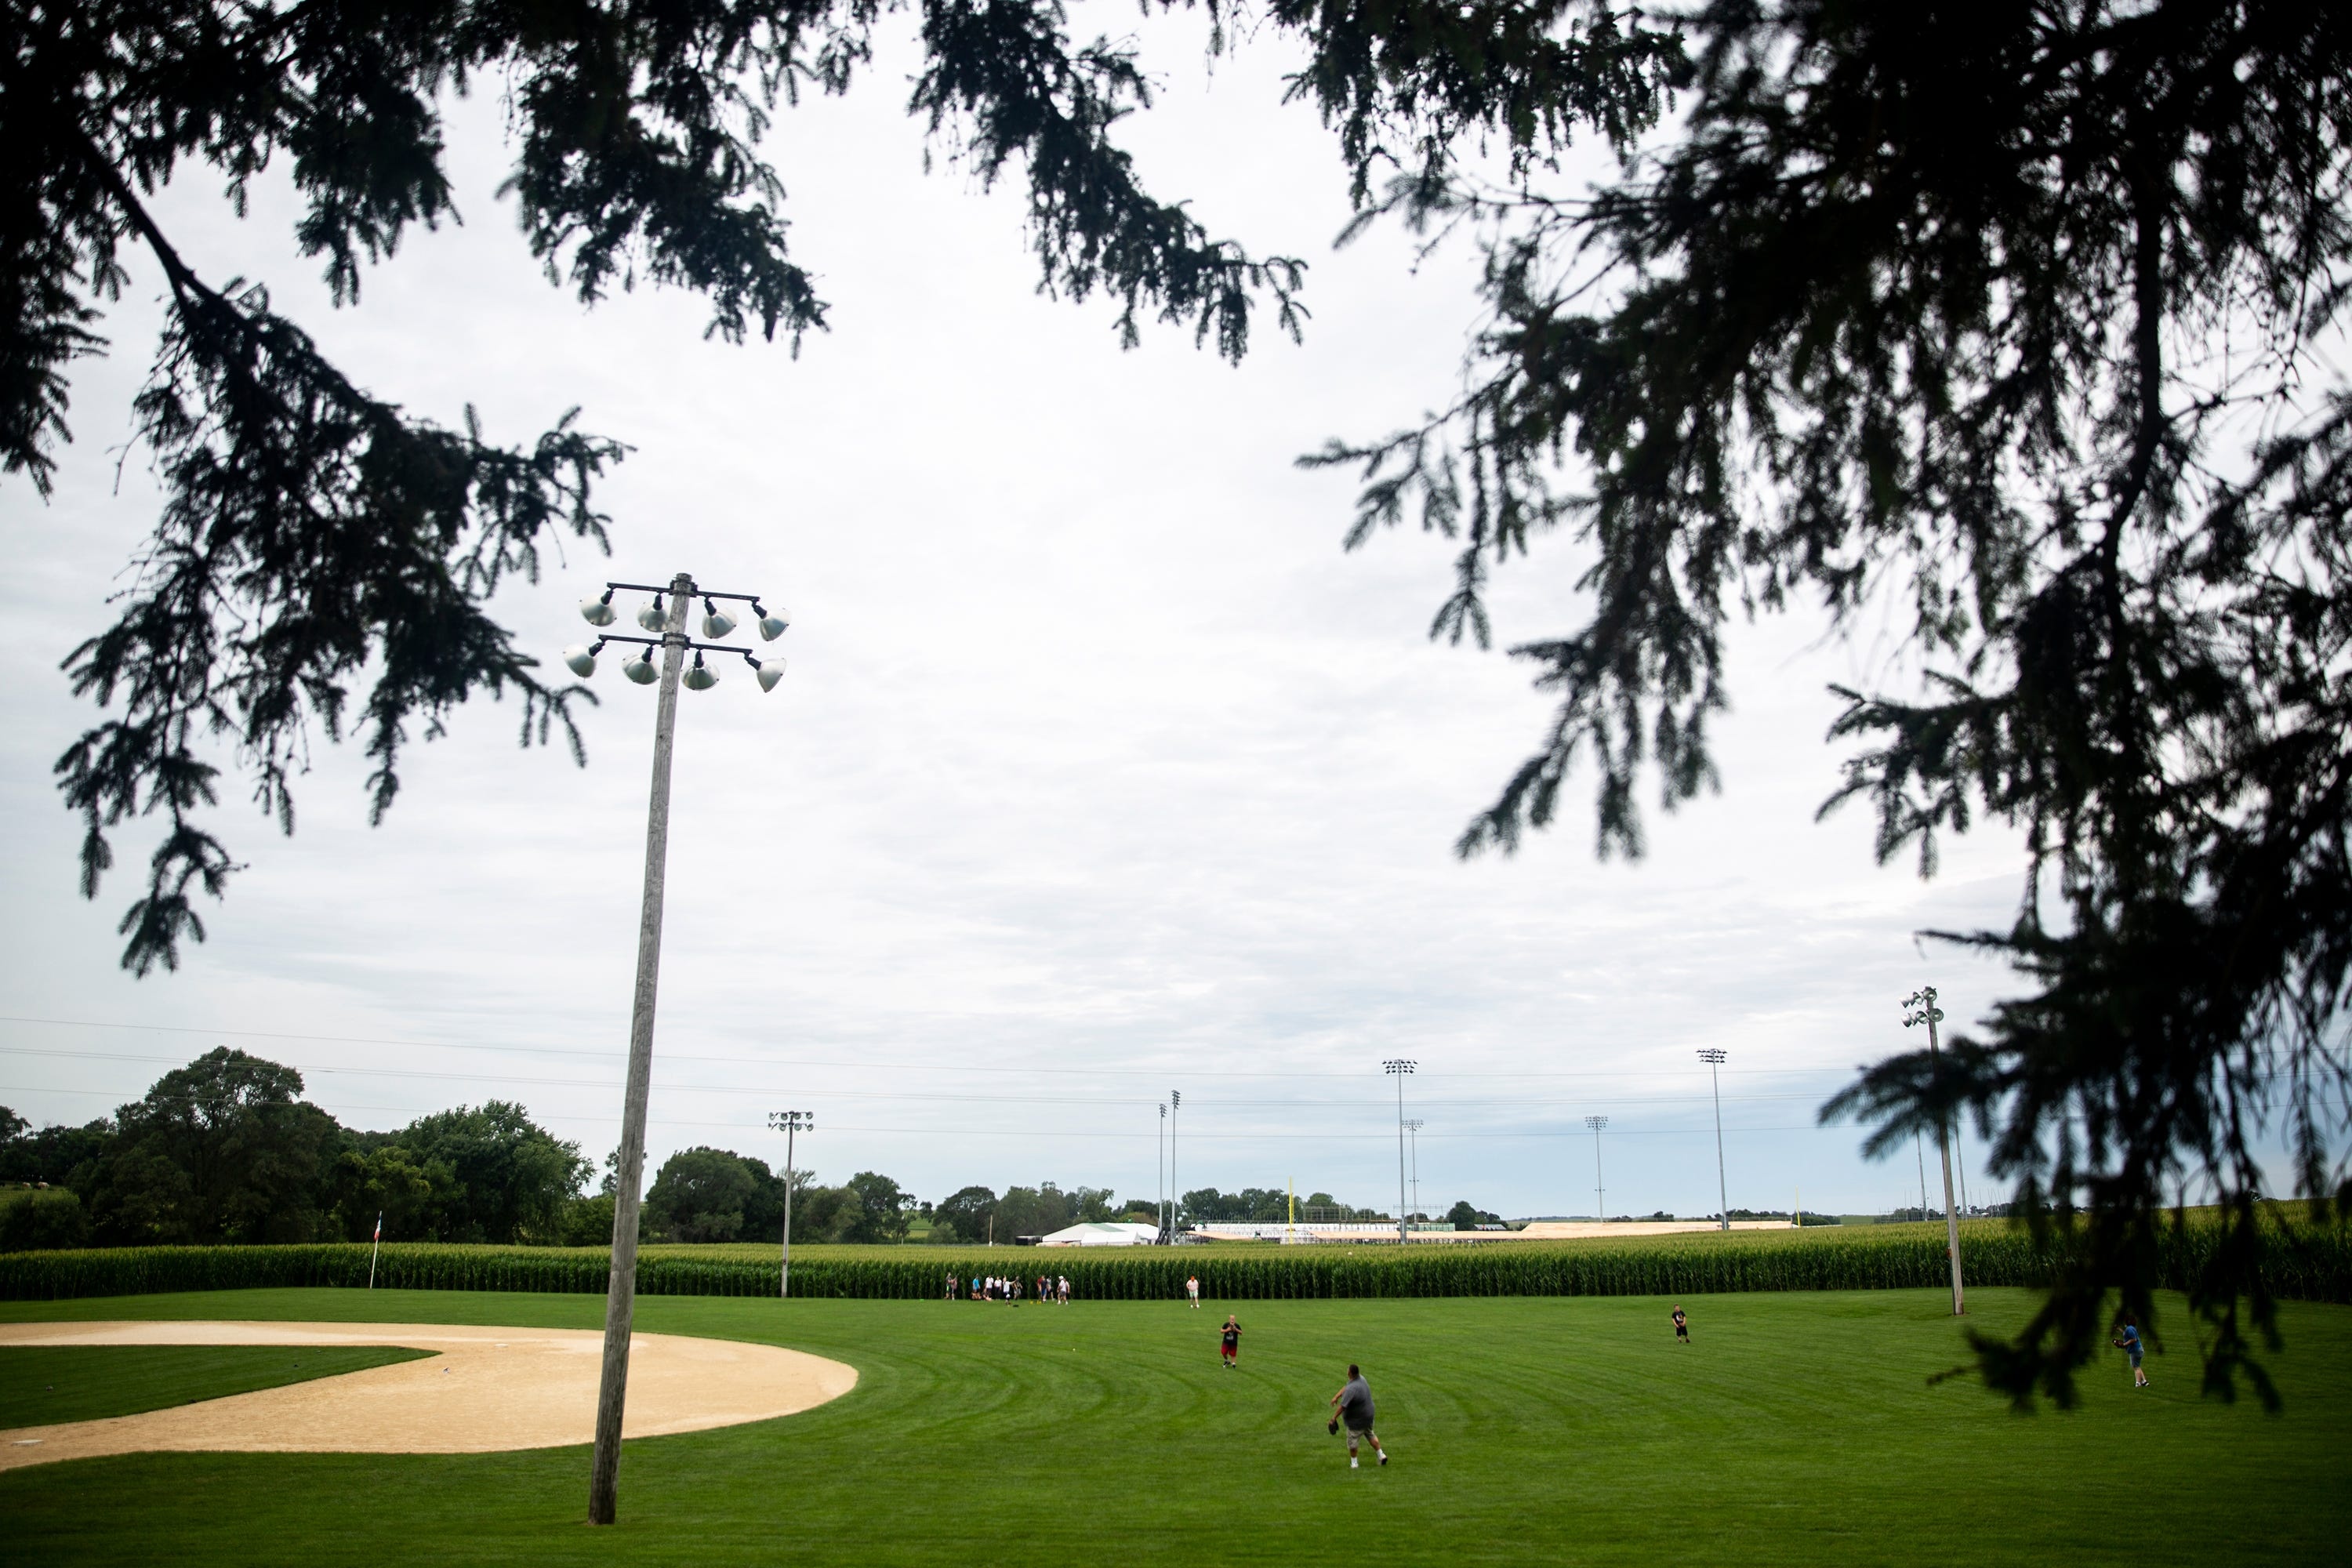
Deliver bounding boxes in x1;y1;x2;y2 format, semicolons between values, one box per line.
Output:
0;1320;856;1472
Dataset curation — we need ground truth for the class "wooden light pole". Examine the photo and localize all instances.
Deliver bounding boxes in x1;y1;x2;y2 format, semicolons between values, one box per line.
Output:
577;571;789;1526
1697;1049;1729;1230
1384;1060;1416;1243
769;1110;812;1297
1904;985;1965;1315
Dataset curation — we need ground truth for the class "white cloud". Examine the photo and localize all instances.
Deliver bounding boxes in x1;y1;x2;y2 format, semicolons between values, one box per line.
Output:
0;16;2090;1221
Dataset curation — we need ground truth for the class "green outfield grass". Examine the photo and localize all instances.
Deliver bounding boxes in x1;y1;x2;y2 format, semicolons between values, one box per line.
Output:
0;1287;2344;1566
0;1344;430;1427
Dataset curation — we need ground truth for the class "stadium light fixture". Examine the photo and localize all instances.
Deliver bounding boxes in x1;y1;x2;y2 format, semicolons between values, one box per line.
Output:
753;601;789;641
580;570;790;1529
768;1110;815;1299
579;589;618;626
1383;1060;1416;1245
1903;985;1965;1316
1696;1050;1729;1231
1584;1115;1610;1221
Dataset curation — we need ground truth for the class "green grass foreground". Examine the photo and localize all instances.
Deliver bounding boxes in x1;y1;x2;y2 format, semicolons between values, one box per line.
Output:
0;1344;429;1427
0;1287;2345;1566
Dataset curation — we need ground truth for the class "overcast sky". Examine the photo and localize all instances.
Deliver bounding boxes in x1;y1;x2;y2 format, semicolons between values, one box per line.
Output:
1;16;2063;1221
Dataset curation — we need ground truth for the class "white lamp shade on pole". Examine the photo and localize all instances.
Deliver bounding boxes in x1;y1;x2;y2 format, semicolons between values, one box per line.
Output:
755;604;789;641
579;594;617;626
621;648;658;684
562;644;598;677
636;597;668;632
682;658;719;691
754;659;785;692
701;601;738;638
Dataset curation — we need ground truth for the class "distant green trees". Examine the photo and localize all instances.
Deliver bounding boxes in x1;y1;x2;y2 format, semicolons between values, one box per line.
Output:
634;1150;907;1246
0;1189;92;1251
644;1146;761;1243
992;1183;1115;1241
5;1061;1384;1253
0;1051;586;1250
378;1102;588;1244
930;1185;1000;1244
82;1049;341;1244
1180;1187;1385;1225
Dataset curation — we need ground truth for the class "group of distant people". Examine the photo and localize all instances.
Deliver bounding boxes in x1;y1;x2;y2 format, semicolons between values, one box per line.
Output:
952;1272;1071;1304
932;1267;2155;1483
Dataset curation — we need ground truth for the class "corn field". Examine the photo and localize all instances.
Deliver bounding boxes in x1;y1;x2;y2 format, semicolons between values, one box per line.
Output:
3;1221;2346;1305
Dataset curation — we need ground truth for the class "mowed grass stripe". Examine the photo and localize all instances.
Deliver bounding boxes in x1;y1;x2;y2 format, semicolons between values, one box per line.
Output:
0;1287;2344;1566
0;1344;433;1428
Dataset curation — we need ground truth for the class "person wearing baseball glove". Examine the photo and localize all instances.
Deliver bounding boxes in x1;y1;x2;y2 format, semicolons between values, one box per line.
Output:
1328;1363;1386;1468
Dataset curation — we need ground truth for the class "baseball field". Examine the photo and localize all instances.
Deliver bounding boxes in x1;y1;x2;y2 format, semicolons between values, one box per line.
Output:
2;1285;2345;1565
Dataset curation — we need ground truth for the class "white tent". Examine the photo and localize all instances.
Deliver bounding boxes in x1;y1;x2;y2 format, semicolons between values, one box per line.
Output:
1035;1221;1160;1247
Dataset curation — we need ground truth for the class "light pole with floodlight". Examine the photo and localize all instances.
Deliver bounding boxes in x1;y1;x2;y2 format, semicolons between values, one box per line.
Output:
1169;1090;1181;1240
1157;1102;1167;1243
1585;1115;1610;1221
768;1110;812;1298
572;572;788;1528
1904;985;1965;1316
1697;1049;1729;1231
1403;1118;1424;1225
1383;1060;1416;1243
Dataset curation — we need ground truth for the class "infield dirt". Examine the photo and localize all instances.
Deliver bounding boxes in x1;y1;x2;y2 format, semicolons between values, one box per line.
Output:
0;1319;855;1471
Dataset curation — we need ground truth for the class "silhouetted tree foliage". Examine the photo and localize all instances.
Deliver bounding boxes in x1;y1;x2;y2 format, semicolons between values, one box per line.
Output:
1310;1;2352;1403
8;0;1679;974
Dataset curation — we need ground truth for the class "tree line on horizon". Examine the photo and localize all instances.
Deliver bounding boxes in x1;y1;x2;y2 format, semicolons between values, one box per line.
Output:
0;1049;1450;1252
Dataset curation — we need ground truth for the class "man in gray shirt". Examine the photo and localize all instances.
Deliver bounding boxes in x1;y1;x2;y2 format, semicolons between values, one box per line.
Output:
1327;1363;1388;1468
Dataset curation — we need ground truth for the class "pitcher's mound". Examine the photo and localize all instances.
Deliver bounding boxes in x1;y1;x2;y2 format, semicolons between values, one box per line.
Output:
0;1319;856;1472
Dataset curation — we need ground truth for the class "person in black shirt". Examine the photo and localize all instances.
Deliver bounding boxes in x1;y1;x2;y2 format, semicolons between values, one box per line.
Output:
1672;1305;1690;1343
1220;1314;1242;1367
